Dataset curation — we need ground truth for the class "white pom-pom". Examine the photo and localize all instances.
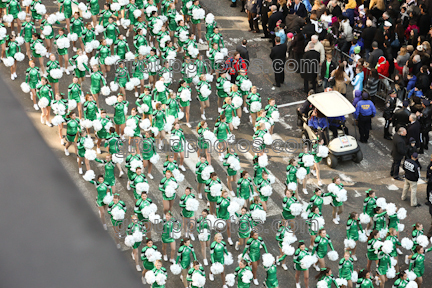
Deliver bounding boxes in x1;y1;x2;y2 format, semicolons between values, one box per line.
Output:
263;133;273;146
210;183;222;197
109;81;119;92
327;250;338;261
210;262;224;275
192;8;205;20
126;118;137;130
373;240;384;252
317;145;329;158
225;273;235;287
296;167;307;180
99;85;110;96
84;149;97;161
50;68;63;79
89;56;98;67
199;84;211;98
344;239;356;249
139;45;151;56
91;40;100;50
81;119;93;129
124;235;135;247
103;193;113;205
201;165;214;181
18;11;27;21
187;46;199;59
21;81;31;94
250;101;262;113
241;270;253;283
136;182;150;194
287;182;297;192
335;188;347;202
198;229;209;241
185;198;199;212
271;110;280;122
35;3;46;15
386;203;397;216
376;197;387;209
165;181;177;198
92;120;102;132
78;2;88;11
302;154;315;167
407;281;418;288
262;253;275;267
112;154;124;164
141;203;157;218
37;97;48;109
14;52;25;62
417;235;429;247
379;228;388;239
317;280;327;288
251;209;267;223
67;100;77;111
125;51;135;61
191;271;206;287
359;213;371;224
300;255;318;269
51;115;65;126
267;174;276;184
386;267;396;279
240;79;252;92
164;122;173;133
359;232;367;243
95;24;104;33
397;208;407;220
282;244;295;255
68;33;78;42
130;160;143;173
391;257;397;267
150;154;160;164
170;263;182;275
327;183;337;193
223;81;232;94
145;270;156;284
289;203;301;216
224;252;234;266
133;9;142;18
232;96;243;109
406;270;417;281
351;271;358;282
105;96;117;106
172;168;185;183
260;185;273;197
139;119;151;130
205;13;215;24
82;170;95;181
125;81;135;91
2;14;13;24
336;279;348;287
258;154;268;168
180;89;191;102
111;206;125;220
155;80;166;93
382;240;394;254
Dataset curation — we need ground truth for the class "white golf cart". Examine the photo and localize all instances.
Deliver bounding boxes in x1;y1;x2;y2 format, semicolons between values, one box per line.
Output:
300;91;363;168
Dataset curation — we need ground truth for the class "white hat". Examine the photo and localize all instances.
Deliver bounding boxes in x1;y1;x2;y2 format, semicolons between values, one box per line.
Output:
384;21;392;27
417;45;423;51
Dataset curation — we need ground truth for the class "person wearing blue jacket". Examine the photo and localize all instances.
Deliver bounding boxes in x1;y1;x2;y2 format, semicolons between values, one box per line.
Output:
407;87;424;99
354;92;376;143
308;109;329;143
352;90;362;108
406;73;417;92
351;66;364;96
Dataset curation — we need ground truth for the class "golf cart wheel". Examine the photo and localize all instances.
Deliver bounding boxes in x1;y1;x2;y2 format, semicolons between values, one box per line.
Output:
326;154;338;168
301;131;309;141
353;150;363;163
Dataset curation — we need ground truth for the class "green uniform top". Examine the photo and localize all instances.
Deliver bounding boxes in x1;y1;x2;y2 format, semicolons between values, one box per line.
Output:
6;40;20;58
104;132;122;155
373;211;387;231
264;104;278;118
216;76;228;98
89;0;100;15
385;235;401;257
67;83;82;101
196;215;211;235
130;172;148;199
346;218;363;240
71;17;84;35
30;1;42;20
60;0;78;18
210;241;228;263
377;250;391;275
236;177;254;200
98;10;114;26
246;92;261;108
214;121;230;141
95;44;111;60
20;21;36;42
264;264;278;288
196;80;211;102
317;274;339;287
233;265;252;288
393;278;409;288
195;160;208;181
412;228;424;247
113;100;129;125
186;266;205;288
136;92;153;115
356;277;374;287
223;152;239;176
161;218;180;243
90;71;107;92
363;196;377;217
308;194;324;213
96;116;112;139
25;67;41;85
176;244;197;269
235;212;255;238
312;235;334;259
286;165;297;184
220;103;236;123
107;200;127;224
134;197;153;221
322;183;344;207
94;158;116;184
83;100;98;120
179;193;196;218
141;244;158;269
204;178;222;202
242;237;268;262
89;180;111;204
104;22;120;41
293;248;310;271
36;83;54;102
163;160;178;174
114;67;130;86
282;196;299;220
388;214;400;230
150;267;168;288
65;117;81;136
209;32;224;48
338;257;354;280
409;251;430;277
82;28;96;44
159;176;178;201
275;225;292;246
216;197;231;220
205;20;217;39
367;238;380;260
7;0;21;18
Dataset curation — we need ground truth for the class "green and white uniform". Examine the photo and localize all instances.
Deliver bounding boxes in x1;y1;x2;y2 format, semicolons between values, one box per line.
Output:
210;241;228;264
161;218;180;243
126;221;146;249
338;257;354;281
134;196;153;222
312;234;335;259
90;71;107;94
205;177;222;203
179;193;196;218
141;244;159;270
176;244;197;269
236;212;254;239
65;117;80;142
346;217;363;241
242;236;268;262
142;136;156;160
282;195;299;220
108;200;127;226
136;92;153;115
216;197;231;220
223;152;239;177
186;266;206;288
88;180;111;207
214;121;230;142
195;160;209;184
94;158;116;186
236;176;254;201
130;172;148;200
83;100;99;121
196;215;211;242
36;83;54;106
293;248;310;271
159;177;178;201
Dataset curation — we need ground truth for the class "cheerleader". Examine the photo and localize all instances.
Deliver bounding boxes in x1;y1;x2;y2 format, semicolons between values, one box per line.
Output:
130;167;148;200
60;0;79;33
107;193;126;248
242;231;268;286
131;56;147;97
52;93;68;145
187;261;206;288
196;74;211;119
64;111;80;156
149;260;168;288
197;121;211;163
205;172;222;215
196;209;211;265
113;94;129;136
142;130;156;179
216;69;229;112
298;146;312;195
153;103;167;149
177;80;192;127
184;33;197;58
375;244;392;288
275;219;291;270
162;211;179;263
236;171;254;208
133;28;148;53
338;251;354;288
46;54;61;95
214;115;230;161
372;206;387;233
99;3;115;27
356;269;373;288
88;0;100;27
181;56;194;84
127;214;146;271
6;0;22;33
294;241;311;288
82;23;96;58
207;42;220;78
87;175;111;230
20;15;35;59
104;17;119;54
409;245;431;287
146;48;159;87
126;108;142;151
235;207;255;251
220;97;236;131
163;155;178;174
95;110;112;154
171;122;186;170
346;212;363;260
392;271;409;288
161;40;176;61
125;0;139;37
195;154;209;199
126;148;142;189
236;69;250;113
311;228;335;271
115;35;130;61
209;233;229;284
264;98;278;134
179;187;196;240
315;267;339;287
388;207;401;239
323;176;345;224
36;77;54;126
216;190;234;245
189;0;203;43
54;29;70;73
90;65;107;107
67;77;83;117
263;258;279;288
363;189;377;234
246;86;261;126
311;138;325;186
286;158;298;194
229;84;242;118
152;77;169;106
134;191;153;238
176;237;197;287
282;188;299;223
307;188;323;214
94;154;120;193
95;38;111;77
409;223;425;257
253;123;268;156
366;230;380;271
256;172;271;211
166;92;180;119
307;205;321;249
166;3;177;38
136;86;153;121
385;228;401;272
83;94;98;129
147;9;160;46
250;196;264;225
160;170;178;214
70;12;85;52
114;61;130;99
223;148;239;195
30;33;46;75
141;238;159;283
41;14;57;57
6;35;19;80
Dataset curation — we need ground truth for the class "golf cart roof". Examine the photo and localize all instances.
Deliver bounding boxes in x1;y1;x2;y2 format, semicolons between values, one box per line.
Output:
307;91;356;117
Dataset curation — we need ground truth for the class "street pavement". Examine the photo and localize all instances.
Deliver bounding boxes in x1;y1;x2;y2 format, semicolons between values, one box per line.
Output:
3;0;432;287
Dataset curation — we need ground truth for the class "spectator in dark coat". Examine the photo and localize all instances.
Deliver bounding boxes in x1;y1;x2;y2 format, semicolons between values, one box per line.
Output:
406;113;422;151
245;0;262;33
418;5;430;37
320;54;337;89
368;41;384;68
361;20;377;57
416;65;430;94
391;127;408;180
260;0;275;38
268;5;284;44
420;99;432;150
329;0;342;18
301;42;320;92
289;32;305;72
270;36;288;87
285;13;305;34
236;39;250;63
288;0;308;18
393;100;411;131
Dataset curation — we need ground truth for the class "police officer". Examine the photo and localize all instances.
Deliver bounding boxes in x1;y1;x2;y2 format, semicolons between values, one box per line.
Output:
402;152;421;207
354;92;376;143
383;89;397;140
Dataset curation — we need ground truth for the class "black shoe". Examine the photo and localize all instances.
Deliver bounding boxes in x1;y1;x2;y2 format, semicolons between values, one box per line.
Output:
393;177;403;181
414;204;421;207
273;83;281;87
261;36;269;39
230;3;237;7
425;201;431;206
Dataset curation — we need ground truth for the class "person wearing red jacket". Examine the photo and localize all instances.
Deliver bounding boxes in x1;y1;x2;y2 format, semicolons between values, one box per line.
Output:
376;56;389;78
224;51;247;84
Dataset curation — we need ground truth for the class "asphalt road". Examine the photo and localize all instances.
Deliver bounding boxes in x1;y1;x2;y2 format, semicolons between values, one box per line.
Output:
3;0;432;287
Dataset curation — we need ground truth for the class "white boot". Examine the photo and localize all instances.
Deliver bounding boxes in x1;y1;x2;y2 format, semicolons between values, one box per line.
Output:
227;238;233;246
127;181;131;190
64;148;69;156
136;265;142;272
203;258;208;266
209;273;214;281
79;168;83;174
97;148;101;154
34;104;39;110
